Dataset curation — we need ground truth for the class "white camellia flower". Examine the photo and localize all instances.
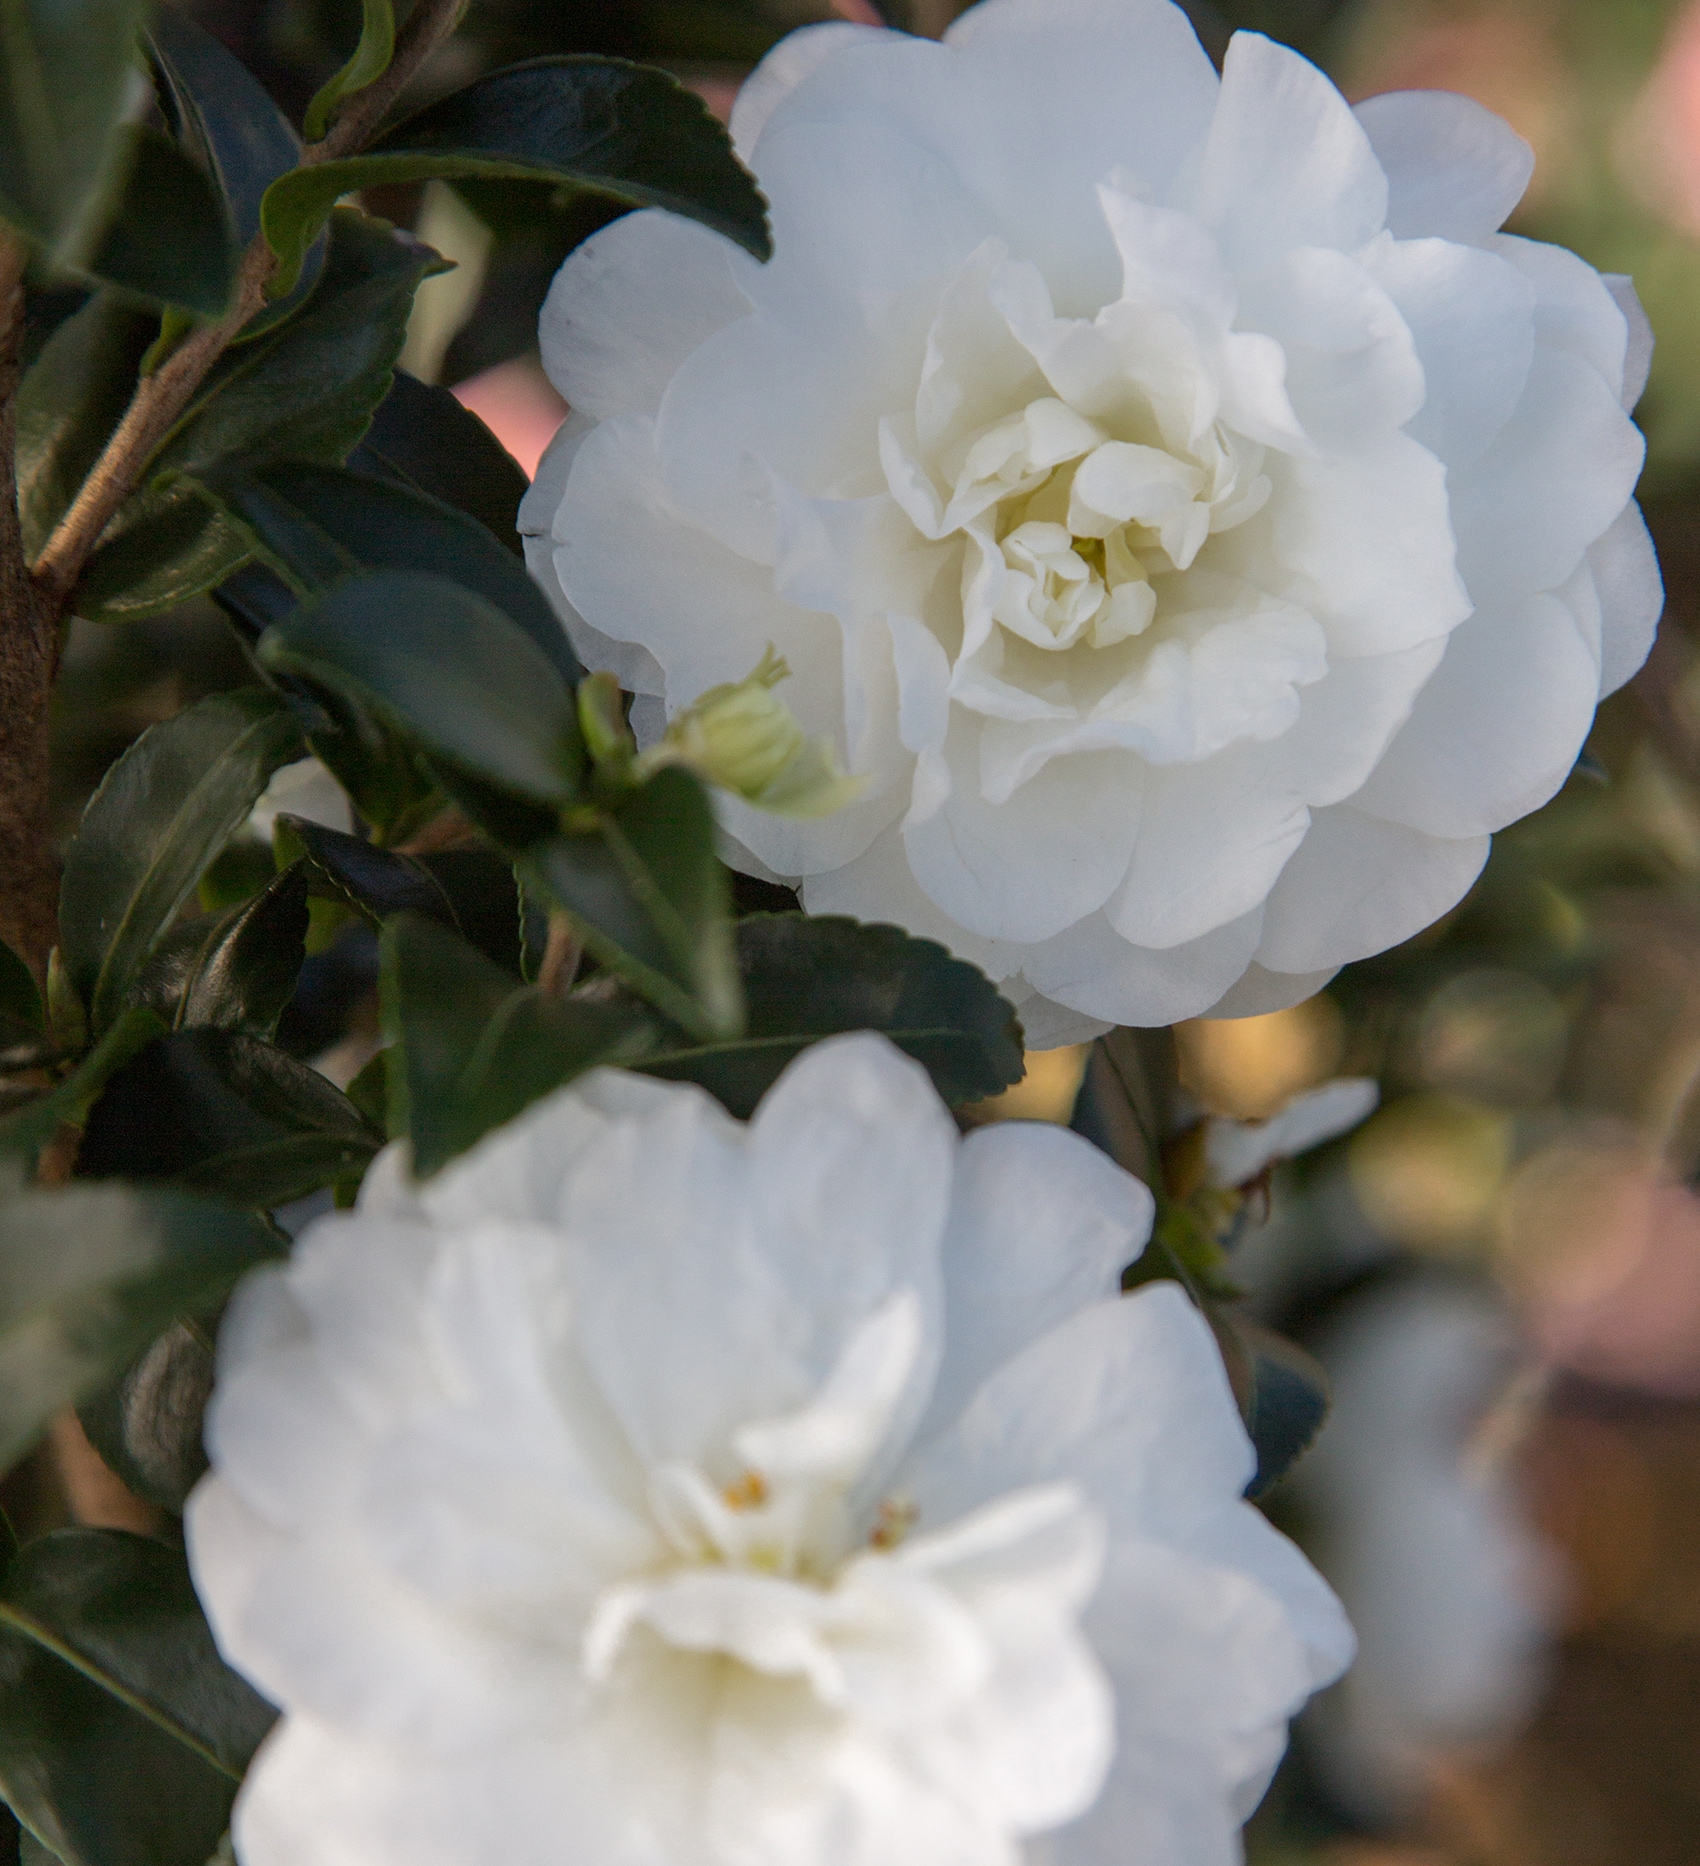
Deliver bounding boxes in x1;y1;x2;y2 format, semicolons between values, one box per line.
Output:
188;1035;1351;1866
520;0;1660;1047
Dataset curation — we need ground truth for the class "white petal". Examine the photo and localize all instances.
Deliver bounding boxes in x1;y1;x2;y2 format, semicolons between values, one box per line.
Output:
538;210;754;420
1235;246;1425;444
1021;906;1266;1029
925;1124;1153;1437
906;1283;1253;1536
1186;34;1387;275
904;721;1142;944
1108;752;1310;950
1604;273;1653;410
1590;501;1663;697
1450;353;1643;615
1351;590;1604;837
1360;234;1536;469
1259;431;1470;655
1354;90;1532;243
1201;960;1339;1019
1254;805;1488;972
1206;1078;1379;1184
1493;233;1633;401
731;21;884;160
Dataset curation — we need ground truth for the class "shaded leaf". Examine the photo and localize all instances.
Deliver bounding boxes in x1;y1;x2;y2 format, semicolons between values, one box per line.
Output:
526;767;741;1040
0;1530;275;1866
0;941;43;1047
278;816;458;924
58;689;304;1036
0;1009;167;1170
0;0;149;259
133;865;310;1039
262;56;770;293
0;1179;281;1472
380;914;653;1175
78;1029;383;1208
1240;1321;1330;1500
258;567;582;807
77;1322;214;1513
303;0;395;141
197;456;579;682
146;9;325;327
352;368;528;555
641;914;1025;1115
82;127;235;318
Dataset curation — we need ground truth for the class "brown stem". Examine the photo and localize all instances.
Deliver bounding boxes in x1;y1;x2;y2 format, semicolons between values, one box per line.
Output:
0;231;60;982
537;912;582;997
27;0;467;605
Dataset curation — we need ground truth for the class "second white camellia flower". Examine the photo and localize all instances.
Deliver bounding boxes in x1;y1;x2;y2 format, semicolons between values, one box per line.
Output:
187;1035;1351;1866
522;0;1660;1046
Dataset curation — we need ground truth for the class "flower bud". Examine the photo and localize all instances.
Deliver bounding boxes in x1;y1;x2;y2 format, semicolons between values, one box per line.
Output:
649;647;864;818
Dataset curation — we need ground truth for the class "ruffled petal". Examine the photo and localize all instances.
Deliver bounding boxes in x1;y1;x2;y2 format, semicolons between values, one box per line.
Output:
1354;90;1532;244
1253;805;1489;972
1590;501;1663;697
1021;907;1266;1028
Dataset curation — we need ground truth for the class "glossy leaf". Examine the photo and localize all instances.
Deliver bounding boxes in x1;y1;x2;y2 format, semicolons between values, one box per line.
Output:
262;55;771;292
82;127;235;318
0;1008;167;1170
277;819;522;970
352;368;528;555
133;865;310;1039
303;0;395;141
0;940;42;1047
146;9;325;326
527;768;742;1040
0;1530;275;1866
0;1178;281;1472
641;914;1026;1115
77;1028;383;1208
0;0;148;259
258;567;583;806
380;914;653;1176
58;689;304;1036
197;456;580;683
77;1322;213;1513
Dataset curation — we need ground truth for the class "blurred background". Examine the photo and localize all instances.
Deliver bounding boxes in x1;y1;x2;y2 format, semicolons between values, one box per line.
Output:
54;0;1700;1859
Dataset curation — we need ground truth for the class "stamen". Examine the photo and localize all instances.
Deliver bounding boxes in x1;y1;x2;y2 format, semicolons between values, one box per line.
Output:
723;1470;769;1511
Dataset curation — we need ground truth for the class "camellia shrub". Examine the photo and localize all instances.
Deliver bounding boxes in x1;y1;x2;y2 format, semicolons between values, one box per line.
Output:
0;1;1657;1864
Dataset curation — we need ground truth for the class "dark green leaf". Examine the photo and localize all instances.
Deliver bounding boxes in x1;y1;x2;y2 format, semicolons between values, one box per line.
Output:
0;941;43;1047
0;1179;281;1472
146;9;325;326
353;368;528;555
1241;1322;1330;1500
303;0;395;141
641;913;1025;1115
77;1029;383;1208
59;689;304;1036
380;914;653;1175
22;210;440;621
260;54;770;292
276;820;522;971
526;767;741;1040
133;865;310;1039
259;567;582;805
82;128;235;319
0;1009;168;1170
77;1322;213;1513
0;0;149;259
197;456;580;683
0;1530;275;1866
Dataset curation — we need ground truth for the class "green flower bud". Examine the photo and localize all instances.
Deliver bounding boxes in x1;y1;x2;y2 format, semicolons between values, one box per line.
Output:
644;648;864;819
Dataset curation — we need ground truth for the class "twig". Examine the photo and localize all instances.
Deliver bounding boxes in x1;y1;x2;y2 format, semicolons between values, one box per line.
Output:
27;0;467;604
537;912;583;997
